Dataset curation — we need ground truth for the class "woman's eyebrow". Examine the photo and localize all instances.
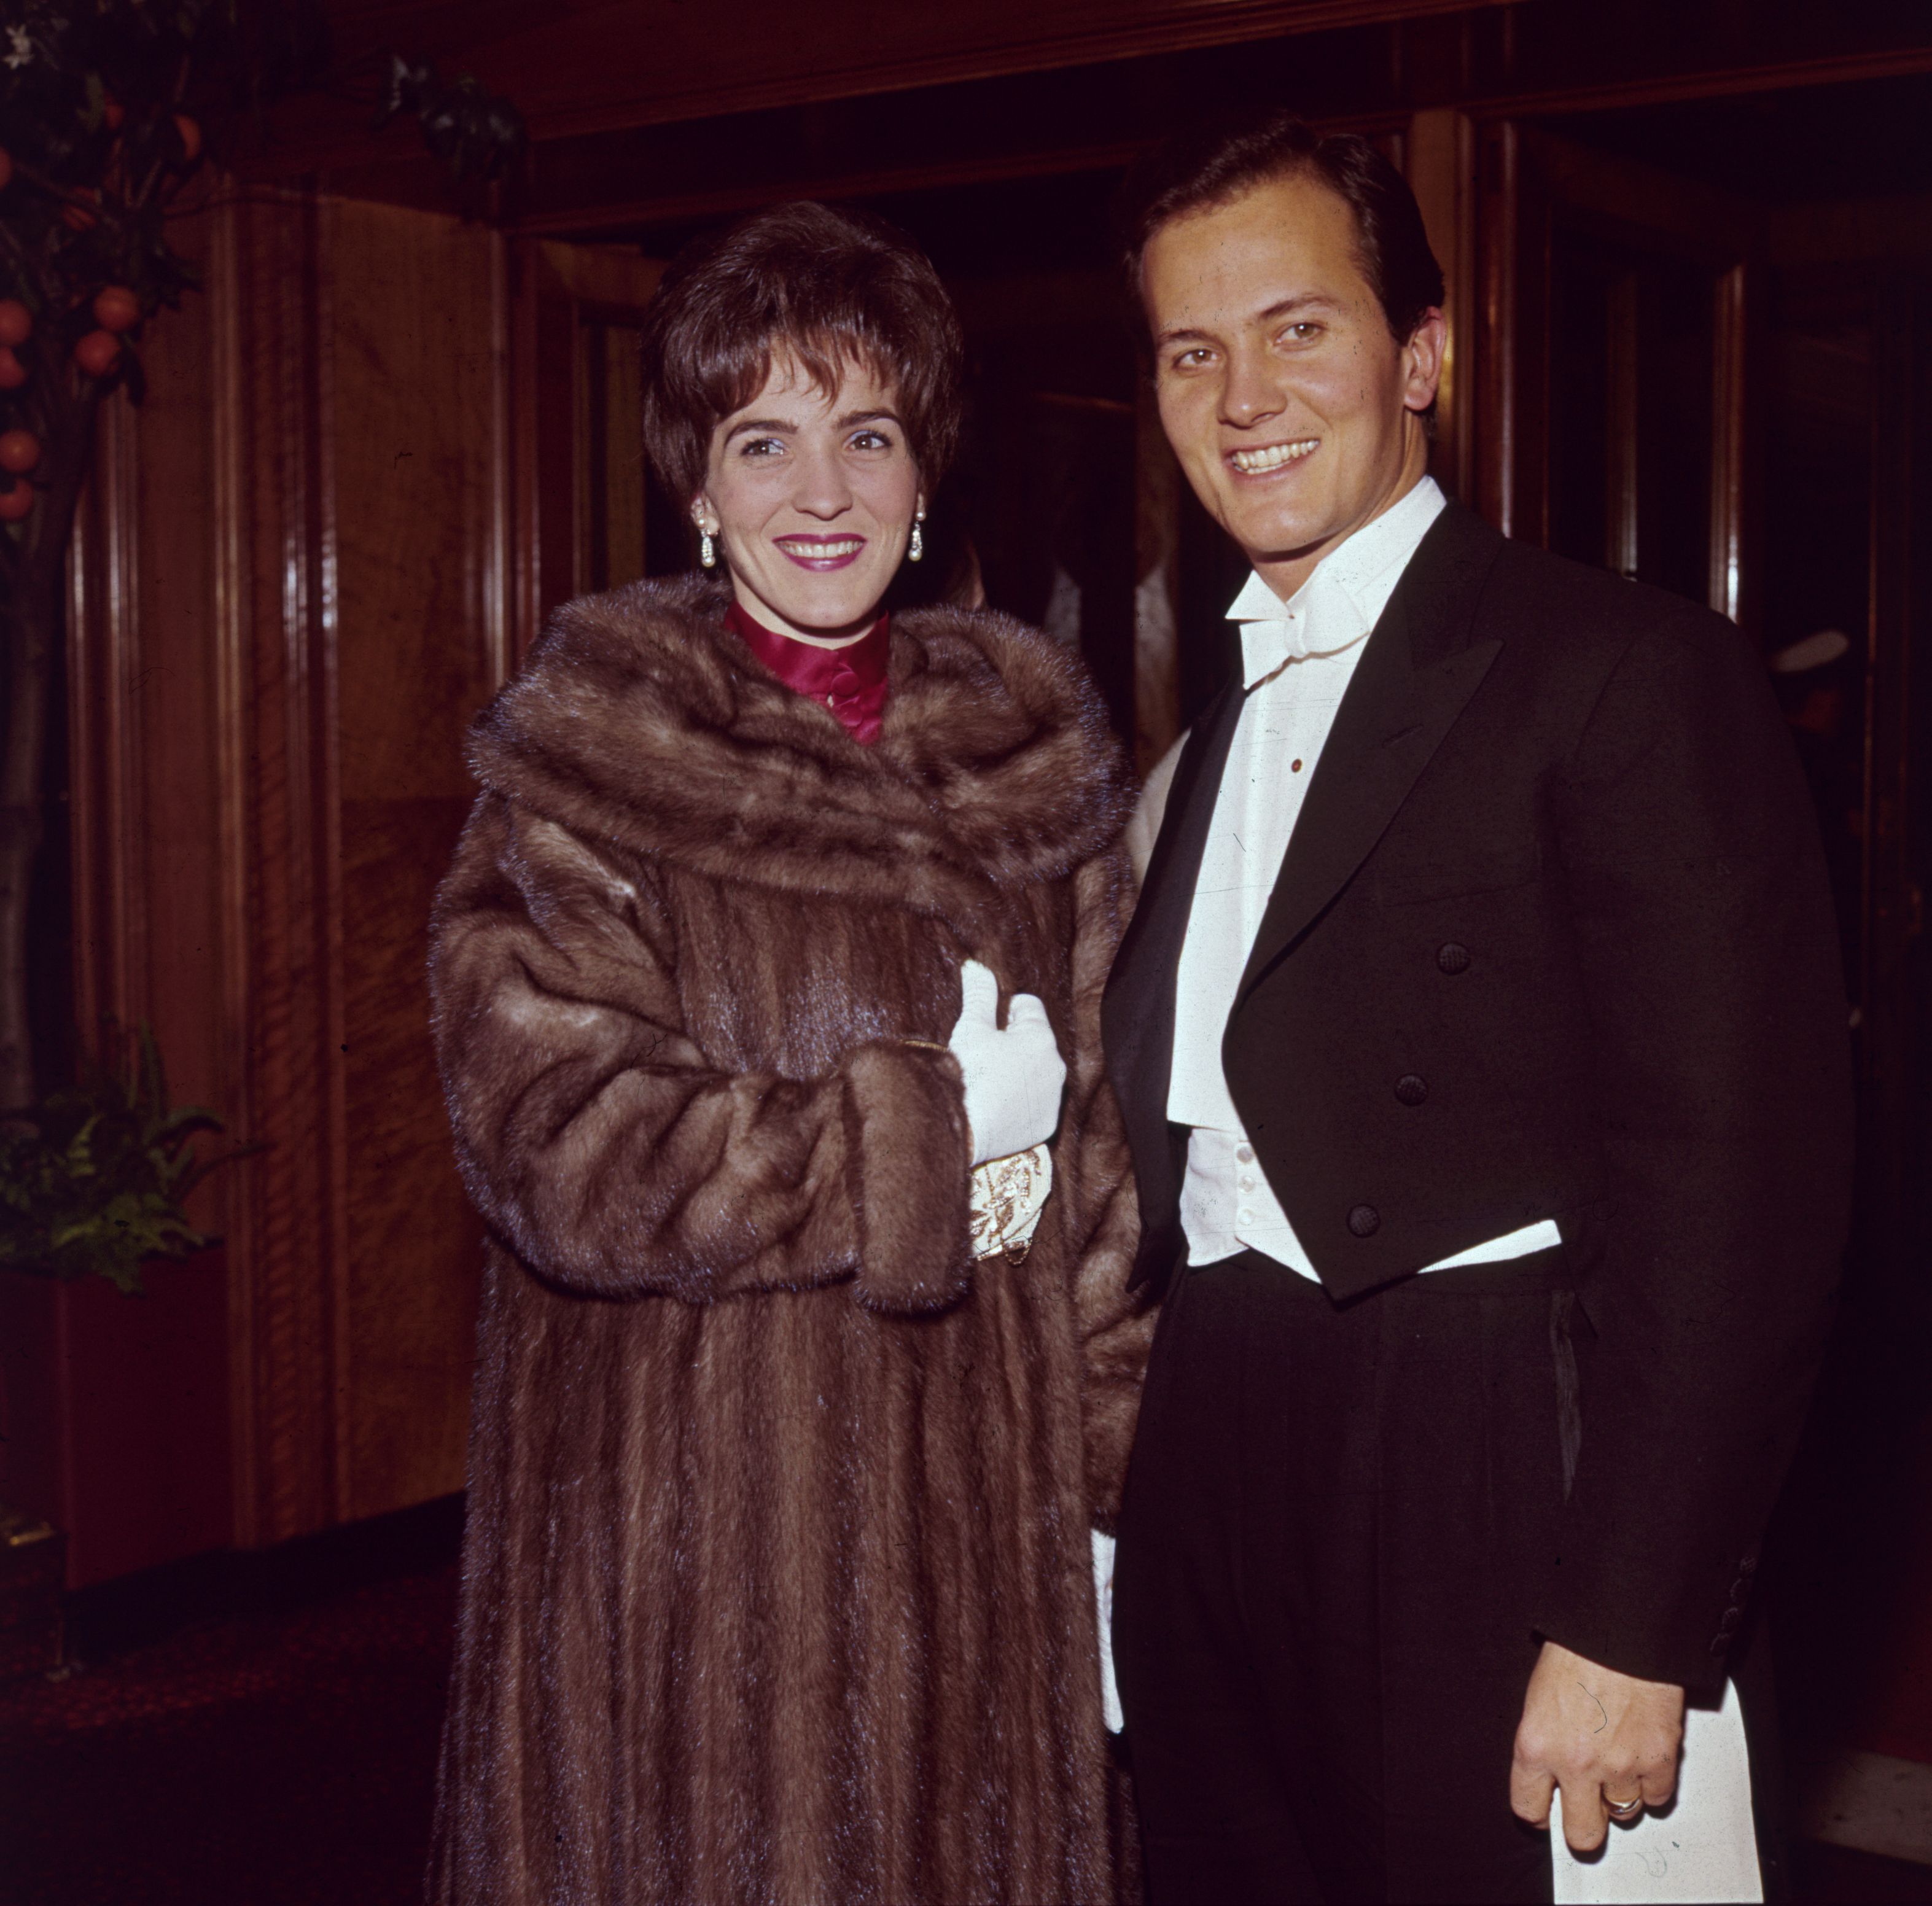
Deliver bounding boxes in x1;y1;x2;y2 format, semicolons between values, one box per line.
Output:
724;416;798;441
836;407;902;429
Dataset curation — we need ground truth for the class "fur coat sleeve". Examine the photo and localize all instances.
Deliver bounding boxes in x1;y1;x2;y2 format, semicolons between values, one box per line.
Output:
1060;847;1153;1529
432;789;975;1315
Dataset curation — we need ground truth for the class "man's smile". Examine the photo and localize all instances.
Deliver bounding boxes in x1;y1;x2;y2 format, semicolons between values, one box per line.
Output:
1228;438;1320;476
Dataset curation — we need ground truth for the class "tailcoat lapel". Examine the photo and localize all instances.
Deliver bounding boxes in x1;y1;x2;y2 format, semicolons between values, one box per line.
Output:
1234;506;1504;1007
1100;503;1508;1292
1103;680;1244;1285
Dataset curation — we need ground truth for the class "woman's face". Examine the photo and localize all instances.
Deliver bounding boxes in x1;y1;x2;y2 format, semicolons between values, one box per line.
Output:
694;354;924;645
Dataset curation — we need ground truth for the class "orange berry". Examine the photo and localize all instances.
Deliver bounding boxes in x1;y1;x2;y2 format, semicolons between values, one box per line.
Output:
93;286;139;333
0;480;34;522
0;300;29;347
0;348;23;390
0;429;39;473
73;330;121;378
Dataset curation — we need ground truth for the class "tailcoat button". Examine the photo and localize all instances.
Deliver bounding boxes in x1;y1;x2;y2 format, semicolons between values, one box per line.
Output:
1395;1073;1428;1105
1436;942;1472;975
1347;1204;1381;1238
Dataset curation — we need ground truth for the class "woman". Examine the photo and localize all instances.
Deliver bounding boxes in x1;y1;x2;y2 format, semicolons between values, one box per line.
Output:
426;200;1148;1906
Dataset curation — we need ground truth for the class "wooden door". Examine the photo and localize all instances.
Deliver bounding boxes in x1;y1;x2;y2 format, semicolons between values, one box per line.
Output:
1471;122;1932;1293
17;188;524;1577
510;241;668;660
1471;123;1757;626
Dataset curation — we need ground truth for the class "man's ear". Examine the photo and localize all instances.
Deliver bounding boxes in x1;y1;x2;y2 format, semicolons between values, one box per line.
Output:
1403;308;1447;413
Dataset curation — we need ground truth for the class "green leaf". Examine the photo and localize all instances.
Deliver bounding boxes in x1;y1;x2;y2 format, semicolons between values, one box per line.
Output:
0;1021;249;1292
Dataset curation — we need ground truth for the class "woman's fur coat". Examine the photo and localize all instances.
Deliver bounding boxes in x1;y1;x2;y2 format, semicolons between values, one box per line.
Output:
426;576;1150;1905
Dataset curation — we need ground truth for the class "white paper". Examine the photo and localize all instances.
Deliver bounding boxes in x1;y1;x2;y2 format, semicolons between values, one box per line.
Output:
1091;1528;1123;1733
1552;1679;1761;1904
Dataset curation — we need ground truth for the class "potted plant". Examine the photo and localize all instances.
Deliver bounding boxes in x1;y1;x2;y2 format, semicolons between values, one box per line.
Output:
0;1022;249;1675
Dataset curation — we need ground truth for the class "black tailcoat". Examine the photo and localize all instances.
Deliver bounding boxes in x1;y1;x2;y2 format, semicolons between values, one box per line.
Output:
1103;502;1853;1692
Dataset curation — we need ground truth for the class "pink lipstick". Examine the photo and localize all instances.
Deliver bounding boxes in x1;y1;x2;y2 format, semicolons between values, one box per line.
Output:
776;534;866;572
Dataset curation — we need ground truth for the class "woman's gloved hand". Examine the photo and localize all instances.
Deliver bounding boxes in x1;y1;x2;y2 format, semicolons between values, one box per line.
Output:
947;959;1067;1165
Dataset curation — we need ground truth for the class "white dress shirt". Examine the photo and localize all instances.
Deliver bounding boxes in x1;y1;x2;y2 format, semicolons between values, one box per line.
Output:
1168;475;1560;1278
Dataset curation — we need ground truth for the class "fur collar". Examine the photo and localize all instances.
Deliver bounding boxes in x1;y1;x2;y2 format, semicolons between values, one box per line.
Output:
468;575;1131;909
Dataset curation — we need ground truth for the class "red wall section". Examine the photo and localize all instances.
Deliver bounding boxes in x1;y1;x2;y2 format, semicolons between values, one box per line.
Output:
0;1248;232;1589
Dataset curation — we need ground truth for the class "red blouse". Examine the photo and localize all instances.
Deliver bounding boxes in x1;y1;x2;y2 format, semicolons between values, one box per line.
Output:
725;600;890;747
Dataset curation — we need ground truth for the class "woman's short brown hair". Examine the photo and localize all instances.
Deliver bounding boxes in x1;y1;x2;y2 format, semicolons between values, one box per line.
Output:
640;200;966;510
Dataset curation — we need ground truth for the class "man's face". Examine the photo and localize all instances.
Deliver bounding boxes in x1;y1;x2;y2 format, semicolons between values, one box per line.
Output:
1141;171;1443;592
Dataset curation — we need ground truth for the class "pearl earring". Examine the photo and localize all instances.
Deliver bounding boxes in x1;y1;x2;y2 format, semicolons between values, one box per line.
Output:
908;518;924;563
699;528;715;569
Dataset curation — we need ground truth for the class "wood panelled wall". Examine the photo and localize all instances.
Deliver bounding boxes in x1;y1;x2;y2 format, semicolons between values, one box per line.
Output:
60;187;512;1564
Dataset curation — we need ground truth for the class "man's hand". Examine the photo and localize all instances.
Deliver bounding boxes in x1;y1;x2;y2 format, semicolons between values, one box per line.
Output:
1509;1640;1685;1853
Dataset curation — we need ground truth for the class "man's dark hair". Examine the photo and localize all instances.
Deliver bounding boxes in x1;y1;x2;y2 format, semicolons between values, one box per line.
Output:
1118;109;1445;349
641;200;965;509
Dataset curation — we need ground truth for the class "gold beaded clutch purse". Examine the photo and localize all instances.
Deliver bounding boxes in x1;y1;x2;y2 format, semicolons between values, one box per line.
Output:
895;1035;1054;1267
969;1144;1053;1265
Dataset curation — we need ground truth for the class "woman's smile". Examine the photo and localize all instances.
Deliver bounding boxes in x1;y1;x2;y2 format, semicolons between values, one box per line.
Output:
776;532;867;570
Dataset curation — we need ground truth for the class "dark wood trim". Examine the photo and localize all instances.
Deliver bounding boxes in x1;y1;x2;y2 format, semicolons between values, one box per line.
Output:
1708;262;1748;625
210;192;260;1550
1460;42;1932;123
1604;270;1640;580
1517;125;1759;265
536;0;1474;142
238;182;341;1547
272;0;1476;174
508;241;666;639
238;8;1932;243
64;394;144;1044
1772;192;1932;268
314;198;353;1528
1473;119;1522;536
1406;106;1477;505
1858;280;1920;1278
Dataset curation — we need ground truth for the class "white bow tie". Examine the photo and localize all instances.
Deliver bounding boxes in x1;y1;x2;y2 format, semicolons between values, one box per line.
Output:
1237;612;1365;687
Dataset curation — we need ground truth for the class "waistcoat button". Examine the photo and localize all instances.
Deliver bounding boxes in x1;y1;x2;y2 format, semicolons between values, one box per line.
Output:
1395;1074;1428;1105
1347;1204;1381;1237
1436;942;1471;975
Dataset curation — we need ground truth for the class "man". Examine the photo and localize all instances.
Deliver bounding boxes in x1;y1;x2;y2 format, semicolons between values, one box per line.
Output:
1102;111;1852;1904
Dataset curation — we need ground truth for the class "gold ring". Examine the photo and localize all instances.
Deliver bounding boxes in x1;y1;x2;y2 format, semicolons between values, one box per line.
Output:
1605;1795;1643;1818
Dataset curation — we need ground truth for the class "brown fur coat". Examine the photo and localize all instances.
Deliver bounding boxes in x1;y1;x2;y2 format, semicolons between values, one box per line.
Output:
426;577;1149;1905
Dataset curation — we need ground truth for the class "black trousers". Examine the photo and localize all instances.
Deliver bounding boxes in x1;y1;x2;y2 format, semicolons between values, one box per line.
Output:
1113;1251;1576;1906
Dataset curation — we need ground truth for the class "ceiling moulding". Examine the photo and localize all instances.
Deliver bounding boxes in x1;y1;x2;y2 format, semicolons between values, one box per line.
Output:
308;0;1487;149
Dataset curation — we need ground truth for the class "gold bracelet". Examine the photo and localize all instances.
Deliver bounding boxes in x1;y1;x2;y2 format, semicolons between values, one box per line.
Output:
898;1038;949;1053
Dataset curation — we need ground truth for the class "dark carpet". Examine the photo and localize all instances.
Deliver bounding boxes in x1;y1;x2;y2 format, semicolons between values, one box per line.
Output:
1;1563;456;1906
0;1539;1926;1905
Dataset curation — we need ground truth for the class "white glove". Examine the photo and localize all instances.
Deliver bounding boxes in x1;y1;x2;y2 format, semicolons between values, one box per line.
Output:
948;959;1067;1166
1092;1529;1123;1734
